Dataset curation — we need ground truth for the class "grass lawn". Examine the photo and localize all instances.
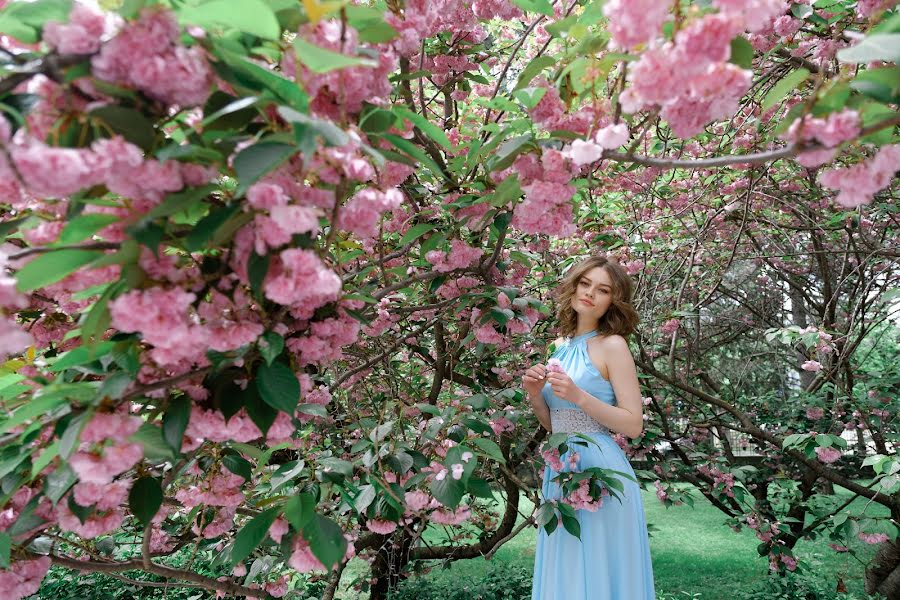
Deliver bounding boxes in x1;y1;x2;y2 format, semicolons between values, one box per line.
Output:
335;481;889;599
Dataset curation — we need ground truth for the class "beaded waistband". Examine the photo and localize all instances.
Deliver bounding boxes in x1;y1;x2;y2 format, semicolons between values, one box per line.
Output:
550;409;609;434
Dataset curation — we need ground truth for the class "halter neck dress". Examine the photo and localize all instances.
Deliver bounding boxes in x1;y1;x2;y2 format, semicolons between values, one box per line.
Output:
531;330;656;600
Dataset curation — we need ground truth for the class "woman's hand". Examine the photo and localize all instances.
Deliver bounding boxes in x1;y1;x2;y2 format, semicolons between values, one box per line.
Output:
547;371;585;405
522;363;547;398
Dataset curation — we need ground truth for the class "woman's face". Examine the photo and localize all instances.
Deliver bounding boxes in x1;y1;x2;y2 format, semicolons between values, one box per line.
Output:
572;266;614;320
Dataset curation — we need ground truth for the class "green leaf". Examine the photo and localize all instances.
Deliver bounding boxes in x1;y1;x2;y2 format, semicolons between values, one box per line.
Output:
184;203;241;252
247;251;269;301
223;453;253;481
256;361;300;414
231;507;280;566
259;331;285;365
511;0;553;16
399;222;435;246
837;34;900;64
761;68;810;111
354;484;376;514
303;514;347;572
471;438;506;464
503;66;540;106
561;513;581;539
0;0;72;43
90;105;156;152
0;393;68;436
43;463;76;504
729;36;754;69
0;531;10;568
243;384;277;436
297;403;328;418
49;341;116;372
345;5;397;44
162;396;190;454
58;214;120;245
850;66;900;104
430;470;465;509
129;423;176;462
284;492;316;531
394;107;453;150
15;249;102;292
380;133;449;180
178;0;280;41
293;38;378;74
215;47;309;112
129;477;163;525
233;142;297;196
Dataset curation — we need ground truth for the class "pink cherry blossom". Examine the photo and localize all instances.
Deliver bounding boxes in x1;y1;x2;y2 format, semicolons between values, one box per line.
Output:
805;407;825;420
858;532;889;544
814;446;842;464
594;123;629;149
0;556;51;600
43;3;106;55
801;360;822;372
818;144;900;208
366;518;398;535
603;0;671;49
566;139;604;166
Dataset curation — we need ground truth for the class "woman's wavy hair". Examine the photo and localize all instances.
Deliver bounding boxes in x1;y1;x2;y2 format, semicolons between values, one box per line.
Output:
552;255;639;339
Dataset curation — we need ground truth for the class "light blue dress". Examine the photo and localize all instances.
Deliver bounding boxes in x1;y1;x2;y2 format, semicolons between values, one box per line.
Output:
531;330;656;600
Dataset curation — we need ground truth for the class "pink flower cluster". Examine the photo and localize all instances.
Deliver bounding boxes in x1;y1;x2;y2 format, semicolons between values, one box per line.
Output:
698;464;736;498
805;406;825;420
425;239;482;273
603;0;671;49
338;187;405;240
0;556;51;600
0;251;31;360
858;532;889;544
561;479;607;512
288;20;396;119
713;0;787;32
57;480;130;538
818;144;900;208
472;0;522;21
174;466;244;508
507;150;578;237
815;445;842;464
430;504;472;525
801;360;822;372
43;3;107;55
110;286;211;367
541;446;565;472
620;14;752;138
91;7;212;107
263;249;343;310
660;318;680;336
69;413;143;485
783;110;861;167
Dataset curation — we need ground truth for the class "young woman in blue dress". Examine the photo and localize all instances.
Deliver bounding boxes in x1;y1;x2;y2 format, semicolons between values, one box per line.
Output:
522;255;656;599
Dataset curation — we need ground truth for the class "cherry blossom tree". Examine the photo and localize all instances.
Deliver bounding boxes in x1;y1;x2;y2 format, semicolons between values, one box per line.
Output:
0;0;897;598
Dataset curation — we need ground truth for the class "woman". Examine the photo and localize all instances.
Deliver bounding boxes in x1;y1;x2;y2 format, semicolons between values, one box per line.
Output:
524;255;656;599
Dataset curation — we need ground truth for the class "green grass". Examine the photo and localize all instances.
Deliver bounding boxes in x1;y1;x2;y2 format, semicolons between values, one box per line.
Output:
336;481;889;599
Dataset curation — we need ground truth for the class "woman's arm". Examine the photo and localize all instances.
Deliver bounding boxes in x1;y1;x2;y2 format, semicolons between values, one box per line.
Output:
574;336;644;439
528;389;552;431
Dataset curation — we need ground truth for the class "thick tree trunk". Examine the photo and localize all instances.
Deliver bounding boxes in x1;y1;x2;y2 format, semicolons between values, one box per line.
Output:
865;539;900;599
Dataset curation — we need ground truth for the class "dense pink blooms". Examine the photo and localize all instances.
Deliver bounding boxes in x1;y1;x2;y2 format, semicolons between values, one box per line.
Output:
713;0;787;32
603;0;671;49
566;139;604;166
81;413;142;443
546;358;565;374
815;446;842;464
595;123;629;149
338;188;404;239
366;519;398;535
263;248;342;308
43;3;106;54
69;441;143;484
562;479;606;512
288;20;396;119
183;407;264;449
405;490;431;512
430;504;471;525
472;0;522;20
858;532;890;544
0;317;33;360
785;110;861;167
174;467;244;508
541;447;564;471
0;556;51;600
818;144;900;208
425;239;482;273
805;407;825;420
661;319;680;336
92;8;212;107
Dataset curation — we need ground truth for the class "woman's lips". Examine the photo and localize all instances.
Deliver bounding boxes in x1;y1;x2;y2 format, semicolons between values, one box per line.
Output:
580;299;594;306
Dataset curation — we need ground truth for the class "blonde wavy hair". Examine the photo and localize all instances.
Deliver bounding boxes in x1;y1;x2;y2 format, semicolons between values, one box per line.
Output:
552;255;639;339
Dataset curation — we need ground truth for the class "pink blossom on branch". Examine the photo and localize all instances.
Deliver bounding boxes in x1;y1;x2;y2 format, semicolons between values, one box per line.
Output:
818;144;900;208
